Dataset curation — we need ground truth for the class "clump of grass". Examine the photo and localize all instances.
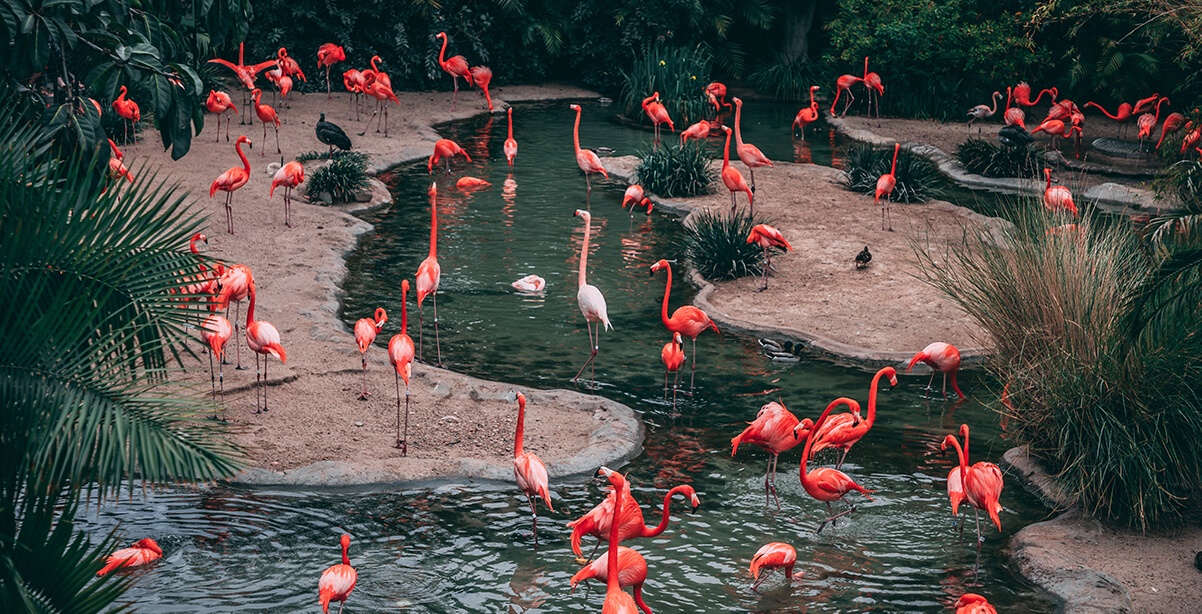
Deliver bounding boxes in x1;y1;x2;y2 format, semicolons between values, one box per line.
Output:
635;142;715;199
839;143;943;203
620;44;712;128
677;208;767;281
306;152;369;203
955;138;1045;179
295;150;366;163
746;54;826;101
917;199;1202;528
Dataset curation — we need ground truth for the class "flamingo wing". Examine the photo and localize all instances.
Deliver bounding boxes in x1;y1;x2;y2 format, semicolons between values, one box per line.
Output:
514;452;553;511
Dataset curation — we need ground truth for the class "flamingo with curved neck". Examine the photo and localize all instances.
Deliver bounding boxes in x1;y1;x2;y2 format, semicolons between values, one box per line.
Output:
649;259;718;392
793;85;822;139
567;480;701;561
720;126;753;214
732;97;773;191
598;468;640;614
942;423;1004;575
811;367;899;468
570;104;608;197
210;135;253;234
798;397;875;533
435;32;472;109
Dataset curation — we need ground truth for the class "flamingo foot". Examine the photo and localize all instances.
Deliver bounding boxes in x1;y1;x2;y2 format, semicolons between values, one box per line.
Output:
815;504;857;534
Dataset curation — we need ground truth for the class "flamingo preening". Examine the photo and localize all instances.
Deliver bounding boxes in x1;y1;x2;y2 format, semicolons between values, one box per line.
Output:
796;398;876;533
353;308;388;399
1041;168;1079;216
641;92;674;147
680;119;711;146
661;332;685;408
572;209;611;385
906;342;966;398
746;223;792;291
416;182;444;367
205;90;238;142
720;126;753;214
793;86;821;139
269;160;304;227
750;542;797;591
570;104;608;199
705;81;731;115
209;136;252;234
810;367;898;469
732;401;811;509
200;314;233;416
97;538;162;576
1137;97;1170;151
942;424;1004;576
316;43;346;98
875;142;900;231
435;32;473;110
513;391;554;545
650;259;718;392
732;97;774;192
388;280;416;454
470;65;494;111
317;534;357;614
250;89;281;155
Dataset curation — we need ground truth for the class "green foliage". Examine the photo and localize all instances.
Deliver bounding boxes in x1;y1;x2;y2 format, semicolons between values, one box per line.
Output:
677;208;769;281
956;138;1045;179
307;152;370;203
840;143;943;202
917;201;1202;528
1147;158;1202;246
635;142;716;199
746;53;827;101
620;44;713;128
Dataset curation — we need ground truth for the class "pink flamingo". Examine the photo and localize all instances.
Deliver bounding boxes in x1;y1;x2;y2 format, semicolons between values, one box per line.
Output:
359;75;399;137
200;314;233;415
796;397;875;532
876;142;900;231
570;104;608;197
353;308;388;399
316;43;346;98
388;280;416;454
732;97;774;192
112;85;141;143
250;89;281;155
641;92;675;146
597;468;640;614
317;534;357;614
661;332;685;407
956;593;998;614
215;263;253;370
1030;118;1082;152
1156;112;1187;150
945;423;970;532
435;32;473;109
862;57;884;119
513;391;554;544
1002;87;1026;128
511;275;546;293
570;546;651;614
1041;168;1078;216
966;92;1002;130
650;259;718;391
906;341;965;398
750;542;797;591
470;65;494;111
680;119;711;145
1084;101;1134;138
343;69;365;120
416;182;444;367
622;185;651;216
208;43;277;119
206;90;238;142
106;139;134;184
831;69;864;117
97;538;161;576
1137;97;1169;150
269;160;304;227
942;424;1004;574
810;367;898;468
732;401;812;509
428;139;471;174
568;470;700;562
720;126;753;214
504;107;518;166
705;82;731;115
793;86;821;139
1012;82;1057;107
746;223;793;291
210;135;252;234
245;278;287;413
572;209;611;385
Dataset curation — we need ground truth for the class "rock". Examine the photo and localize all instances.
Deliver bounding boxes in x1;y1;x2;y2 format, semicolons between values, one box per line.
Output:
1083;183;1160;210
354;421;364;427
317;191;333;205
353;188;373;203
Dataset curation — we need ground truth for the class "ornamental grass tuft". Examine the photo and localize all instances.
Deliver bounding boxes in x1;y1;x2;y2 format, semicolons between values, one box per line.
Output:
677;208;769;282
839;143;943;203
635;142;715;199
306;151;369;203
955;138;1044;179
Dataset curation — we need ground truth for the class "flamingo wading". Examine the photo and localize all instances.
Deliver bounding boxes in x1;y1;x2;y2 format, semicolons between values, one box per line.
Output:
571;209;611;385
650;259;718;392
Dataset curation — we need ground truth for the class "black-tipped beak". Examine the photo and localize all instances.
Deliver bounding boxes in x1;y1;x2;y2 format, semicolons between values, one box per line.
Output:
692;503;700;513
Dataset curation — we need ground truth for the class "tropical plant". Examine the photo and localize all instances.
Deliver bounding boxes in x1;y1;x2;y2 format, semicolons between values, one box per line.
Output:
746;53;828;101
917;200;1202;528
956;138;1046;179
677;208;768;281
307;152;371;203
620;44;713;128
635;141;716;199
0;101;241;610
840;143;944;202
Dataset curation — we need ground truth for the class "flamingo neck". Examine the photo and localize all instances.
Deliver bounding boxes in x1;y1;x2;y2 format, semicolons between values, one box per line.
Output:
1154;98;1168;123
438;37;448;65
863;56;870;80
641;93;656;111
645;485;688;537
341;542;350;566
606;475;624;592
733;102;745;147
400;283;409;334
514;397;526;458
236;140;250;175
1005;89;1012;113
507;108;513;140
371;56;380;72
722;130;732;169
962;425;971;460
946;434;969;486
808;88;816;107
865;370;888;428
572;107;582;152
190;238;201;254
1045;170;1052;191
802;399;850;482
578;216;590;289
989;93;999;115
428;197;438;258
659;264;673;328
238;42;245;67
245;282;257;325
889;145;899;175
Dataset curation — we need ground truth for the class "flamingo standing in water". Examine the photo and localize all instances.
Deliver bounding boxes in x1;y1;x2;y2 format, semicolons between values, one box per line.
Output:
830;68;864;117
571;209;611;385
513;391;554;544
316;43;346;98
705;82;731;115
570;104;608;198
568;470;700;563
650;259;718;391
570;546;651;614
862;57;884;119
746;223;793;291
945;423;971;532
732;98;774;192
504;106;518;166
206;90;238;142
388;280;416;454
269;160;304;227
112;85;141;143
200;314;233;416
661;332;685;407
97;538;162;576
732;401;812;510
942;424;1004;574
811;367;898;469
317;534;357;614
435;32;473;109
955;593;998;614
250;89;281;155
794;398;875;533
1041;168;1078;216
210;136;252;234
622;184;651;216
750;542;797;591
793;86;821;139
353;308;388;399
875;142;900;231
427;139;471;174
907;341;965;399
720;126;753;214
216;263;253;370
641;92;674;147
416;182;444;367
245;279;287;413
597;468;640;614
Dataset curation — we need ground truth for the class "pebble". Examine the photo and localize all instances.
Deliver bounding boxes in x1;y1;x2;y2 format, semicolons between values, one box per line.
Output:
354;421;364;427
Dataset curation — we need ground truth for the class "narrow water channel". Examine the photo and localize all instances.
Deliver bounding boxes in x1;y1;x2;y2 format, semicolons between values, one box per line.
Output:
91;100;1056;612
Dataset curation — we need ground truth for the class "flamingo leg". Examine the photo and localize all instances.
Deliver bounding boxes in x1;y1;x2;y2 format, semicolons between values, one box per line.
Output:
671;368;679;413
417;307;425;363
689;336;698;393
359;354;369;400
253;352;262;413
943;372;949;399
974;508;983;579
207;351;217;415
730;190;736;214
451;76;459;111
925;371;936;393
842;91;855;117
216;117;222;142
401;385;410;456
325;67;332;99
836;447;850;470
663;368;669;397
234;300;247;370
528;493;539;547
572;321;598;385
218;350;225;416
274;124;280;155
263;356;270;412
816;501;858;534
751;566;772;591
285;186;292;228
358;104;379;137
749;167;757;193
433;293;443;368
384;104;389;138
261;120;267;156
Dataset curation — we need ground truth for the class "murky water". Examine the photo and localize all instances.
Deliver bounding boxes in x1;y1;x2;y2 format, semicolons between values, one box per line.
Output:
93;100;1055;612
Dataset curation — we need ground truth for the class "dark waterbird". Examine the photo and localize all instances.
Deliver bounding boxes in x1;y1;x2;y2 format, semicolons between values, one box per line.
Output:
998;124;1034;148
316;112;352;154
854;245;872;269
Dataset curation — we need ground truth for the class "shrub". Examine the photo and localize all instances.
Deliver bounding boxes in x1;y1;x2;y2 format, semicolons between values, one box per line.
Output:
620;44;712;128
956;138;1045;179
306;151;369;203
839;143;943;202
917;201;1202;528
747;53;828;101
635;142;715;199
677;208;768;282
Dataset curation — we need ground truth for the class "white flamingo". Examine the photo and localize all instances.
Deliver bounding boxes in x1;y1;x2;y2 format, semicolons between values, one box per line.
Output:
572;210;611;385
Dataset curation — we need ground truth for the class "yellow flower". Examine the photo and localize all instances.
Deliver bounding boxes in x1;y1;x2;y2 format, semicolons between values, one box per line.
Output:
659;60;666;66
691;75;696;80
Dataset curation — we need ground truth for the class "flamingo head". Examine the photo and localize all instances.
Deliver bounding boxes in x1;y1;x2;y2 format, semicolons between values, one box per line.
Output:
373;307;388;329
792;417;814;440
940;434;958;454
574;209;590;222
516;391;526;410
251;88;262;102
673;332;683;346
277;47;288;60
649;259;671;275
680;485;701;511
428;181;437;198
722;126;731;134
339;533;351;551
133;538;162;555
436;31;446;40
1044;167;1053;183
732;97;742;107
810;86;820;92
235;135;253;149
401;279;410;293
596;466;626;490
569;103;581;111
881;366;899;387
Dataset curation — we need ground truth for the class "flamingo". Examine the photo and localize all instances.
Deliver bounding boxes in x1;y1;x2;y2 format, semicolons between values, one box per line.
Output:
661;332;685;407
513;391;554;544
567;472;700;562
456;176;490;190
269;160;304;227
435;32;473;109
1045;98;1075;123
570;104;608;197
388;280;416;453
597;468;640;614
427;138;471;174
343;69;365;120
966;92;1002;130
111;85;141;143
875;142;900;231
1156;112;1187;150
317;534;357;614
353;308;388;400
570;546;651;614
749;542;797;591
1041;168;1078;216
416;182;444;367
862;57;884;119
955;593;998;614
641;92;674;146
504;106;518;166
680;119;710;145
793;86;821;139
470;65;494;111
1132;92;1161;115
731;97;773;192
746;223;793;291
1084;101;1133;138
705;82;731;115
215;263;253;370
649;259;718;391
96;538;162;576
731;401;812;509
720;126;753;214
945;423;971;531
1012;82;1057;107
210;136;252;234
245;278;287;414
359;75;399;137
317;43;346;98
106;139;134;184
571;209;611;385
208;43;277;120
1002;87;1026;128
200;314;233;416
511;274;546;293
622;185;651;216
906;341;965;398
250;89;281;155
1030;118;1082;152
942;424;1004;573
206;90;238;142
795;398;875;533
1181;123;1200;155
830;69;864;117
1137;97;1169;150
810;367;898;469
275;47;306;82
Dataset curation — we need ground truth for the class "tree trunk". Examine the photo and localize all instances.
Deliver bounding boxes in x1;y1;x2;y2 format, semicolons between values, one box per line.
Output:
781;0;817;62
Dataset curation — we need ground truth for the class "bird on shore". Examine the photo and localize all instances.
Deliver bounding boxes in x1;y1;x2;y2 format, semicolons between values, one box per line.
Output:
680;119;711;145
831;68;864;117
388;280;416;454
570;546;651;614
504;106;518;166
470;65;494;111
245;279;287;413
875;142;900;231
317;113;353;154
359;74;399;137
906;341;965;399
269;160;304;227
208;43;278;120
1133;92;1161;115
597;468;640;614
795;398;875;533
1002;87;1026;129
810;367;897;469
513;391;554;545
793;86;821;139
570;104;608;199
955;593;998;614
112;85;141;144
732;401;810;509
1156;112;1187;150
201;314;233;415
942;424;1004;575
1084;101;1133;139
343;69;366;120
428;139;471;174
661;332;685;408
1012;82;1057;107
747;223;792;292
720;126;753;214
216;263;253;370
1030;118;1082;152
650;259;718;392
206;90;238;142
353;308;388;399
732;97;773;192
316;43;346;98
210;136;253;235
966;92;1002;130
862;57;884;120
97;538;162;576
1042;168;1078;216
854;245;872;269
567;470;699;563
641;92;674;147
572;209;610;386
750;542;797;591
318;534;357;614
435;32;473;110
1137;97;1170;151
251;89;281;155
275;47;306;82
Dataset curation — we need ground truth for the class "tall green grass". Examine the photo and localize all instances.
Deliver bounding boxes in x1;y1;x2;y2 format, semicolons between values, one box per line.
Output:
307;152;369;203
917;200;1202;528
955;138;1045;179
635;142;715;199
677;208;767;281
620;44;712;128
840;143;943;203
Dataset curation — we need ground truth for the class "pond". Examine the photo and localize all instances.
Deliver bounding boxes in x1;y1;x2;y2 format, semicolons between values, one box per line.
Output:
90;100;1056;612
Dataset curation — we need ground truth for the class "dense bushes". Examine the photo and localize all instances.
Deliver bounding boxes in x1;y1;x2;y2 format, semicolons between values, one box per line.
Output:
956;138;1045;179
307;152;370;203
677;208;767;281
620;44;712;128
635;142;716;199
840;144;943;202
